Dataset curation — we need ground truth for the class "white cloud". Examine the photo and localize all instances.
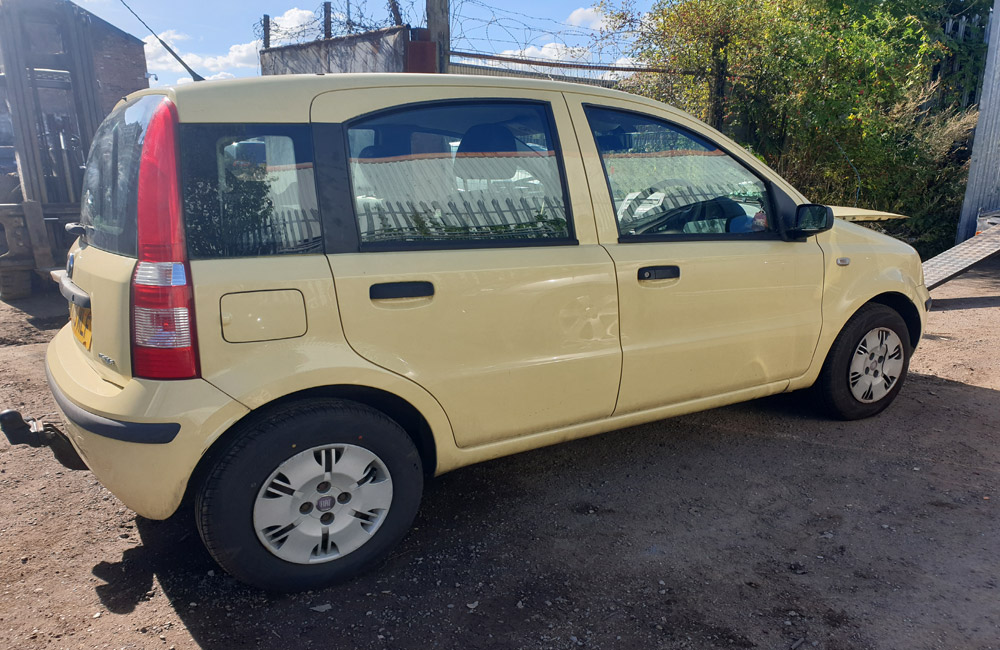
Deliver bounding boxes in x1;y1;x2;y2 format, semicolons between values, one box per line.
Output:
272;7;316;36
602;56;638;80
144;30;260;80
566;7;607;30
199;41;262;71
142;32;191;74
175;76;194;85
206;71;236;81
500;42;592;65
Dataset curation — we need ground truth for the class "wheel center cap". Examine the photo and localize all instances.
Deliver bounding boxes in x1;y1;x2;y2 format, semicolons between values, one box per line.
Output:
316;495;336;512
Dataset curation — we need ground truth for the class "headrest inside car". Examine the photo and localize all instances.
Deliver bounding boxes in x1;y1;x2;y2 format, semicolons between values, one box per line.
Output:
454;123;520;181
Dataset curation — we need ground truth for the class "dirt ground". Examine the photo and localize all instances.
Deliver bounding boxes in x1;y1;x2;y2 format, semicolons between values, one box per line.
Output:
1;257;998;650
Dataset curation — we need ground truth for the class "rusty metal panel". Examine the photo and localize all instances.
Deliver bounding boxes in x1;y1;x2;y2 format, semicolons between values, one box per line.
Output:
0;203;32;264
261;26;409;75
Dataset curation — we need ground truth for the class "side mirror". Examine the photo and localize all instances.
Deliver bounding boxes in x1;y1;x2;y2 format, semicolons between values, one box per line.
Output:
784;204;834;240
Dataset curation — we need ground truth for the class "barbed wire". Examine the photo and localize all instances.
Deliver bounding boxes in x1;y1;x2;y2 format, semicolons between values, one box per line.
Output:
450;0;633;66
249;0;634;67
252;1;424;46
246;0;646;88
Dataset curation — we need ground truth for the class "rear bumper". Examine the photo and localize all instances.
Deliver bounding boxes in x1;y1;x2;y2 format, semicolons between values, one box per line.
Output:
45;326;250;518
46;363;180;444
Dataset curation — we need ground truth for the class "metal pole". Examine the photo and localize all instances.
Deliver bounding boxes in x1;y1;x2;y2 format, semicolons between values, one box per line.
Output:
957;0;1000;243
323;2;331;39
426;0;449;73
262;14;270;49
389;0;404;26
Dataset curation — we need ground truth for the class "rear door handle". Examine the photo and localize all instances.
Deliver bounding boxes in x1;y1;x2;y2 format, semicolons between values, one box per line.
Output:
369;281;434;300
637;265;680;281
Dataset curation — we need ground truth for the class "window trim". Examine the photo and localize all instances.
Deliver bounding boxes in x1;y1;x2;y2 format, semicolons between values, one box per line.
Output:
321;97;579;253
582;103;783;243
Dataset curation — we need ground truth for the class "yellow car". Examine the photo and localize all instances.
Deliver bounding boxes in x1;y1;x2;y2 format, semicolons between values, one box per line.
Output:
3;74;930;591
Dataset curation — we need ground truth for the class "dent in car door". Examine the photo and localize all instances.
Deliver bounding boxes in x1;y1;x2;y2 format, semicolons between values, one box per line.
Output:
565;95;824;414
311;86;621;448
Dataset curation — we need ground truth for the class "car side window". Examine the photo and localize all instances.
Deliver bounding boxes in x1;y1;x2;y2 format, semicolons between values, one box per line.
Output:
346;101;572;248
584;106;773;239
180;124;322;259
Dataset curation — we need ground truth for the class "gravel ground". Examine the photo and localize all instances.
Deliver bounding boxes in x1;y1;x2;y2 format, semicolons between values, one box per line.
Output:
1;257;998;650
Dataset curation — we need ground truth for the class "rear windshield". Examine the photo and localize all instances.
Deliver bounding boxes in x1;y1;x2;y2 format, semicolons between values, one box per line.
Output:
179;124;321;259
79;95;164;257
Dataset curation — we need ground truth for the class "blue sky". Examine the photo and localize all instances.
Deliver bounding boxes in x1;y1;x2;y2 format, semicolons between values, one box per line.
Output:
78;0;651;86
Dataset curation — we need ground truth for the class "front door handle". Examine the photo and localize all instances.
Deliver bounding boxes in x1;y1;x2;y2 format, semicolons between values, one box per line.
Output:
369;281;434;300
637;265;680;281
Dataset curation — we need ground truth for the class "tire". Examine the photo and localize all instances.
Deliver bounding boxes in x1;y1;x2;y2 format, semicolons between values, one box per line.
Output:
817;303;912;420
0;269;32;301
195;398;423;592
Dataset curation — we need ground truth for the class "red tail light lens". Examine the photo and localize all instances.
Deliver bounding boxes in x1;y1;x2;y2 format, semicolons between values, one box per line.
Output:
131;98;199;380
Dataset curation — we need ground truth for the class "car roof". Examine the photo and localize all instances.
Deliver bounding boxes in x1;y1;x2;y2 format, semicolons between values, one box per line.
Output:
126;73;678;124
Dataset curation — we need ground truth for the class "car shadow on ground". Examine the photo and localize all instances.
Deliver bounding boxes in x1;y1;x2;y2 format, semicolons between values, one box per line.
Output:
92;372;1000;649
1;289;67;330
929;295;1000;311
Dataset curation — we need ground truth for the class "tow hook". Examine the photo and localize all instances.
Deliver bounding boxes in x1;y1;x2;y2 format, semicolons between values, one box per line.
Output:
0;410;88;471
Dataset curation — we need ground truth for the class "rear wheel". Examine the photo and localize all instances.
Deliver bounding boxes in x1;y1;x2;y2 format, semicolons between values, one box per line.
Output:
817;304;911;420
195;399;423;592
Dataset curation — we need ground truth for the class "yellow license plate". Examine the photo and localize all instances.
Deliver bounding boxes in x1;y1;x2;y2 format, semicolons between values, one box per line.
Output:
70;303;93;350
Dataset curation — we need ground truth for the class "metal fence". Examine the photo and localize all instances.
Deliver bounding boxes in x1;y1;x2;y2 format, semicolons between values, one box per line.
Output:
939;10;994;107
357;195;568;242
449;50;669;89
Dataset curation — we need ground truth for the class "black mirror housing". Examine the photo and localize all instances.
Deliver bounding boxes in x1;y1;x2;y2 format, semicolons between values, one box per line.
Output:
782;204;834;240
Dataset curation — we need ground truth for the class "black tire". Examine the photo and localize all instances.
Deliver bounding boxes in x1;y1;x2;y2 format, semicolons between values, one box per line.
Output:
195;398;423;592
817;303;912;420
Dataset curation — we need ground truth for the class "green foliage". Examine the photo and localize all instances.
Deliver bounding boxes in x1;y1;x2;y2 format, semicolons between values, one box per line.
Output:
598;0;984;257
183;165;277;258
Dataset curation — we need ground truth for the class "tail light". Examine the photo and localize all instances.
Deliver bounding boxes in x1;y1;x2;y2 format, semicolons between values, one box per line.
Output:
130;98;199;379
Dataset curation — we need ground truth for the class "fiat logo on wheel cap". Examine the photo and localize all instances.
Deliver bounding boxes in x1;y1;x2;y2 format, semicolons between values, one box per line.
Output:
316;496;335;512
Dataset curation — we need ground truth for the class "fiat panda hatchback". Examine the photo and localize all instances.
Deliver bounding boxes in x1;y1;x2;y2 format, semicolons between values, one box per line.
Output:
29;74;929;591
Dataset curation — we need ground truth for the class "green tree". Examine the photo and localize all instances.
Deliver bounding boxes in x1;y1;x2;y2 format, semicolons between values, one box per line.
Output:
597;0;983;257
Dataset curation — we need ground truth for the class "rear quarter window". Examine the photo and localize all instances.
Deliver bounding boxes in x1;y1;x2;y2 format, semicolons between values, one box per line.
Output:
179;124;321;259
79;95;165;257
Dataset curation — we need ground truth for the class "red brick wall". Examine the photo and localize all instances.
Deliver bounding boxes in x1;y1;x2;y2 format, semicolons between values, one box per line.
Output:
89;22;148;119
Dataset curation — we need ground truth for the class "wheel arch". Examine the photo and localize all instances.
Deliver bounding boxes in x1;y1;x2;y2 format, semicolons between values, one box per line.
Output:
184;385;438;510
867;291;922;349
795;289;924;393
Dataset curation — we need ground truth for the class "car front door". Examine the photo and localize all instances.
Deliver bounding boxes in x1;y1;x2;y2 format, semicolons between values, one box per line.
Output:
565;95;825;414
311;86;621;448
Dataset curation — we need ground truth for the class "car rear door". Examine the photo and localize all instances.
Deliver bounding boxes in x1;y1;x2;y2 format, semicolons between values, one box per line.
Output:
311;85;621;448
564;93;825;414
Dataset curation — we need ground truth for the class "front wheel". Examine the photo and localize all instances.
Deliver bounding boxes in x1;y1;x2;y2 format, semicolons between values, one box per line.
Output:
817;304;912;420
195;399;423;592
